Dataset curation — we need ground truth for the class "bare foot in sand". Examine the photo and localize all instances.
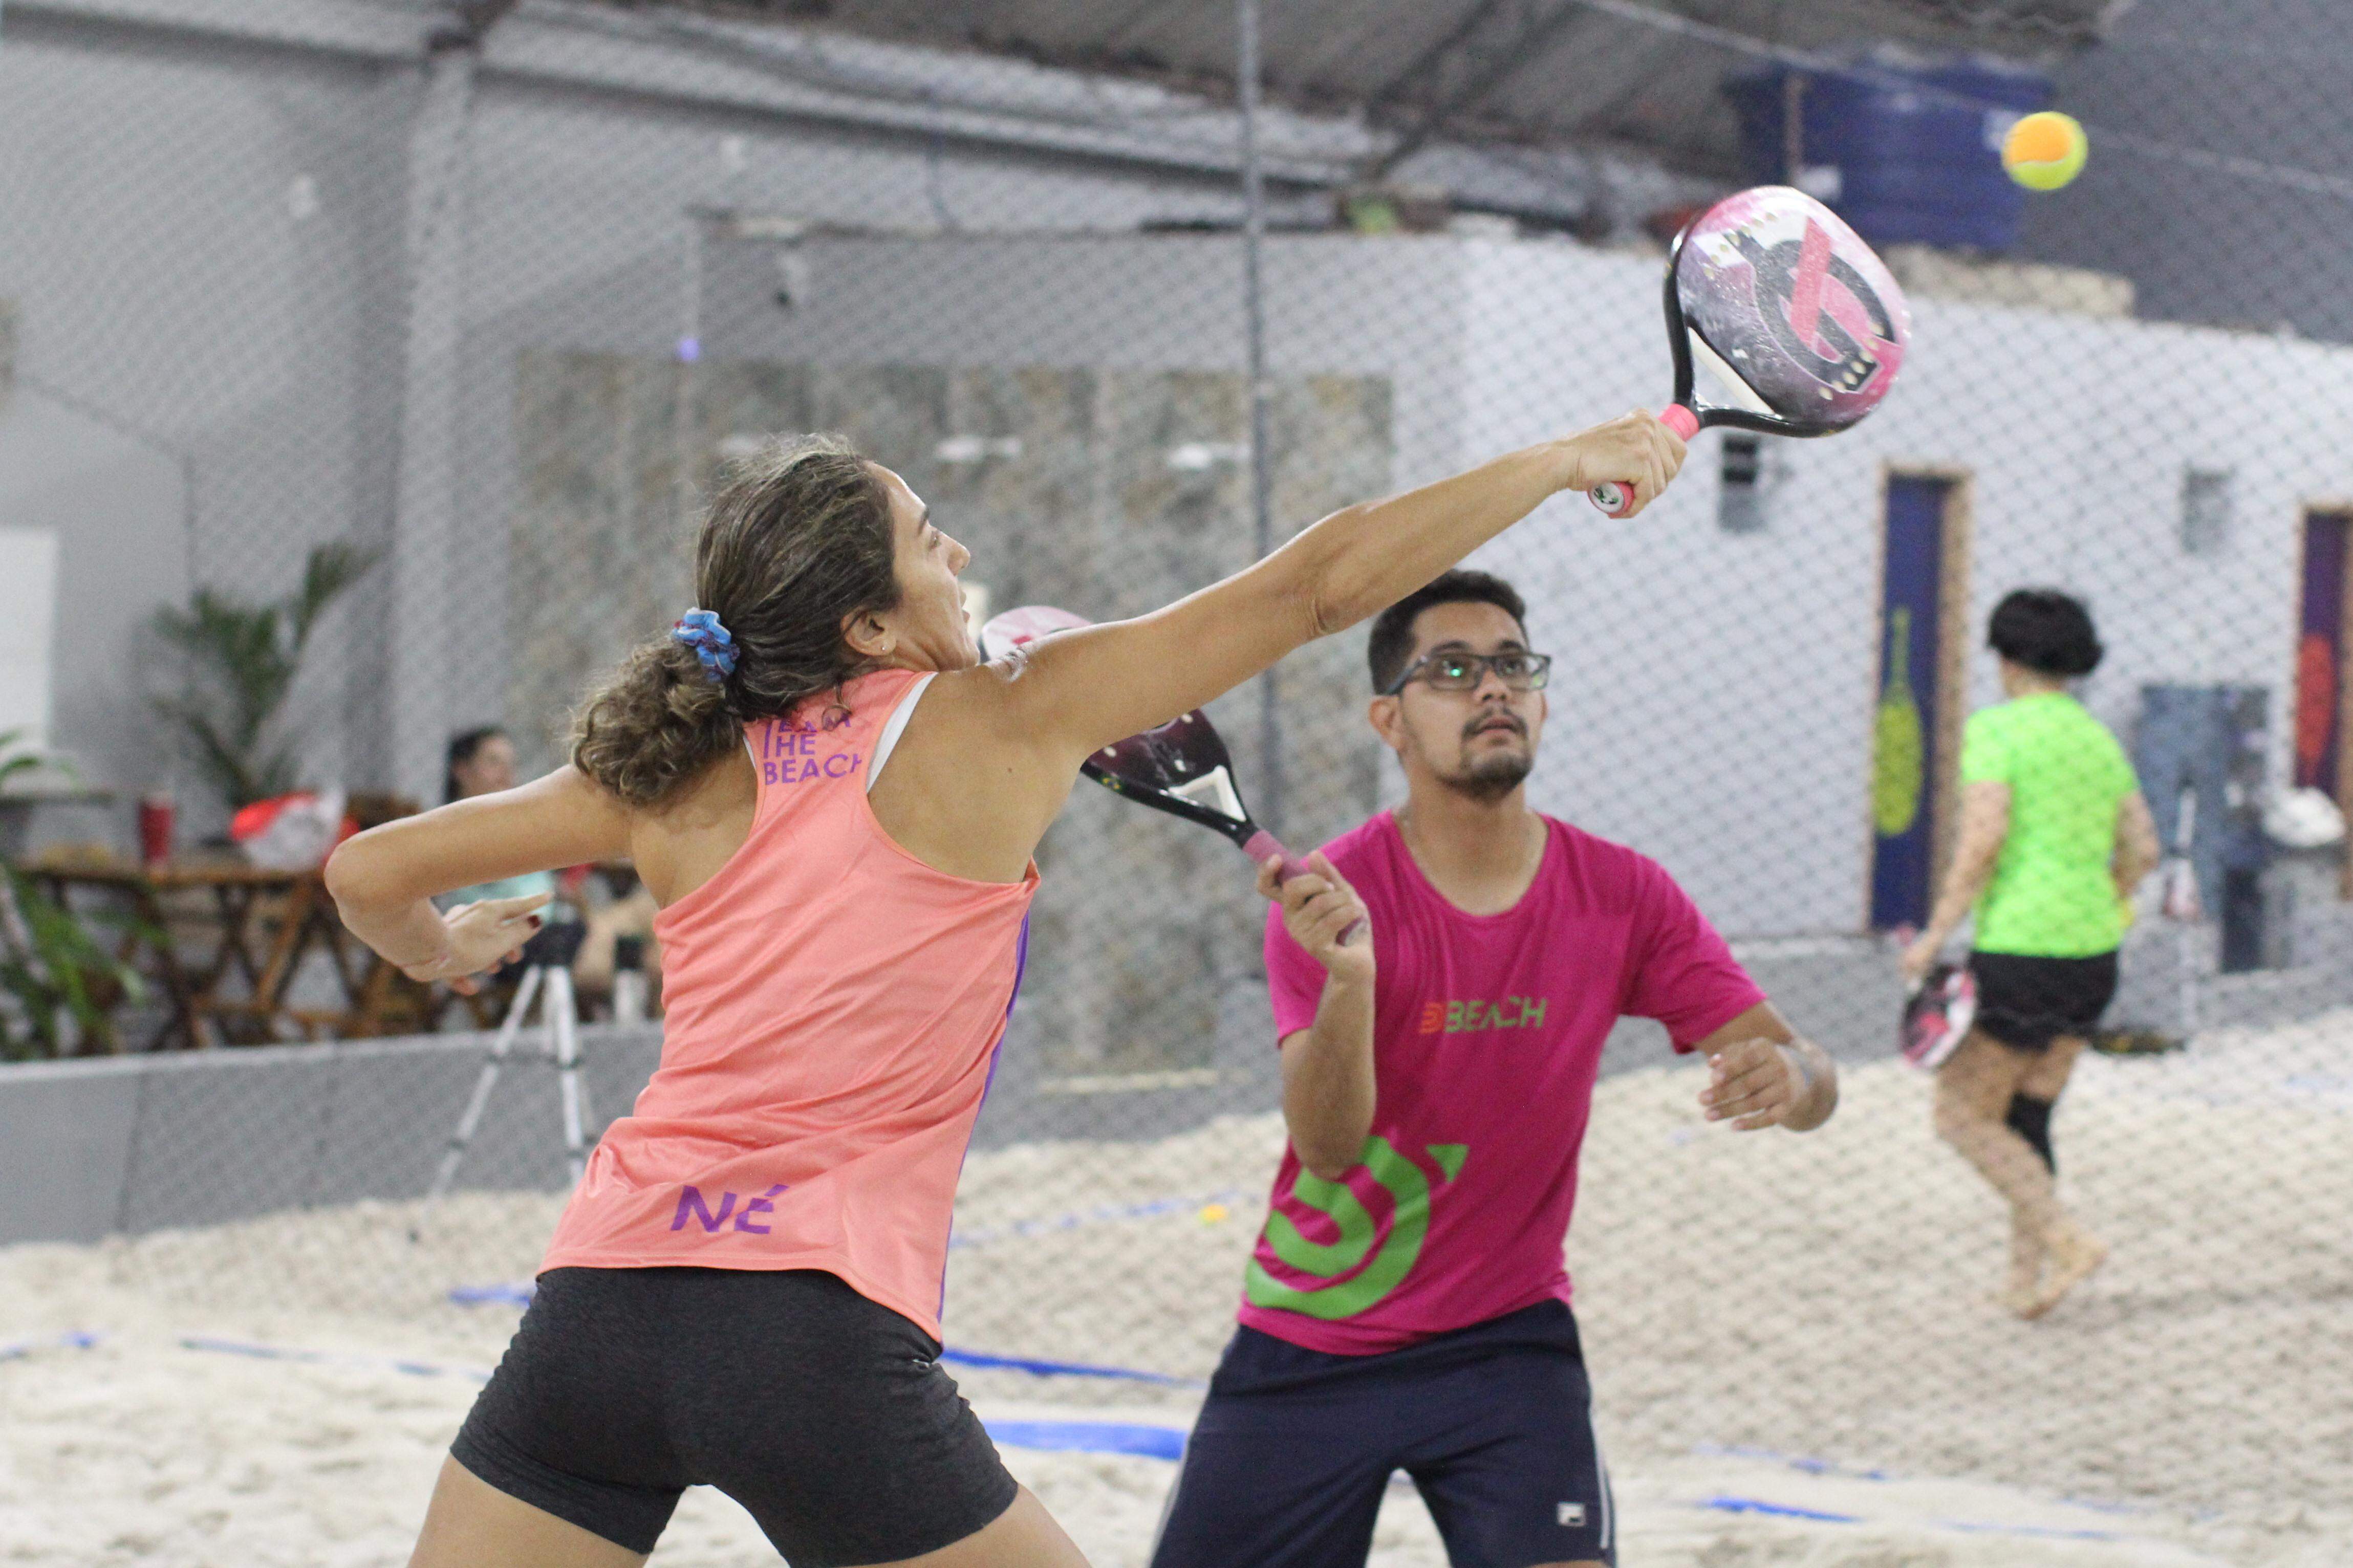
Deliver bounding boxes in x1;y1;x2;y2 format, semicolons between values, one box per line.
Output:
2020;1226;2107;1319
1997;1224;2046;1317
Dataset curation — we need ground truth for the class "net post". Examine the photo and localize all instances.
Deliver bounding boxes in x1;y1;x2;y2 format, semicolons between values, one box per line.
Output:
1237;0;1285;836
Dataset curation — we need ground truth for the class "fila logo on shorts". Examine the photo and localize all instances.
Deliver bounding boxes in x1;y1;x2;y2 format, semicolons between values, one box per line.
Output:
1557;1502;1585;1527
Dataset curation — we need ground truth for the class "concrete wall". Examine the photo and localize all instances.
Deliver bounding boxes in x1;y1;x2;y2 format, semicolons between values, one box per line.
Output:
0;0;1304;827
0;15;407;832
8;0;2348;935
710;228;2353;936
0;1026;654;1245
11;926;2343;1247
1462;242;2353;933
0;952;1888;1248
2027;0;2353;344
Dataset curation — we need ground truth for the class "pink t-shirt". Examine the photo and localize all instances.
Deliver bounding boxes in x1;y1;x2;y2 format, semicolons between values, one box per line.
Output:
1240;811;1764;1355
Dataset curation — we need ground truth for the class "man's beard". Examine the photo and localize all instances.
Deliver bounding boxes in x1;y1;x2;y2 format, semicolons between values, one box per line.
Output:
1437;745;1532;804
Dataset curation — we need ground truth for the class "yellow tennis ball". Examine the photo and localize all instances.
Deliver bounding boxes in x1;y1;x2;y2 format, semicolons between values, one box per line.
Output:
1198;1203;1229;1225
2003;111;2087;191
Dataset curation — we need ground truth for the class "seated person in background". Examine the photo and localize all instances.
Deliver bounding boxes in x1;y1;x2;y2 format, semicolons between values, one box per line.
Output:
439;727;558;911
573;867;663;1016
447;728;658;1014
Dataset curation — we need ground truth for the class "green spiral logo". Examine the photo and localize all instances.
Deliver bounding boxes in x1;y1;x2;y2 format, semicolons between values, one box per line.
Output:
1244;1138;1469;1320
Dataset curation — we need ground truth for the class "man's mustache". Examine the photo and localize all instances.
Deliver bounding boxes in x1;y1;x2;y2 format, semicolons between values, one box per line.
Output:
1463;712;1527;741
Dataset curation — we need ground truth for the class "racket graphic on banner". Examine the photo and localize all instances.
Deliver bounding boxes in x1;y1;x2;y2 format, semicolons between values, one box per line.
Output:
981;605;1360;942
1590;185;1913;517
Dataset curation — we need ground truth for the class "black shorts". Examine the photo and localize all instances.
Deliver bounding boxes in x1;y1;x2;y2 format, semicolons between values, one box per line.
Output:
1968;950;2119;1053
1151;1300;1613;1568
451;1267;1016;1563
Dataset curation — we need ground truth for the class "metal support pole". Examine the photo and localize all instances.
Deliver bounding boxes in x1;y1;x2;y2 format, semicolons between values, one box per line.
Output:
674;212;706;535
388;44;480;804
1237;0;1283;834
548;966;590;1186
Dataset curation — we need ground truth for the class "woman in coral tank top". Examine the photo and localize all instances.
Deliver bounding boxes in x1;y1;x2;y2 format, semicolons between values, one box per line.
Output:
327;418;1683;1568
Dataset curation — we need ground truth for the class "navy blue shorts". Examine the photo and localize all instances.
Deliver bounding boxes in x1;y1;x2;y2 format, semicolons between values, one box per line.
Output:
1151;1300;1613;1568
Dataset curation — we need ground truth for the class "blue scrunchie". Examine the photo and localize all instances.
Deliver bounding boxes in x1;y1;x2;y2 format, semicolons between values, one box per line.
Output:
672;608;738;680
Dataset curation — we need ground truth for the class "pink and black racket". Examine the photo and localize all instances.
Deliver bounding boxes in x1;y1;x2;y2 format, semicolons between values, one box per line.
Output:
1590;185;1913;517
1902;963;1977;1072
982;606;1357;938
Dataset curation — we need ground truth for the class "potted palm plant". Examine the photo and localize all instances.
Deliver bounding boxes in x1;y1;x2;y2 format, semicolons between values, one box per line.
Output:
149;541;376;810
0;732;145;1057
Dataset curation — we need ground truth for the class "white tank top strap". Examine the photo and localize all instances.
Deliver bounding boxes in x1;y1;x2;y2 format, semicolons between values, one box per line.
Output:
867;671;938;794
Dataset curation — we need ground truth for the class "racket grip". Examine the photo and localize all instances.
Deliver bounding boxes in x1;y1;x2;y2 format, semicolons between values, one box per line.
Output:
1243;830;1366;947
1243;830;1312;885
1588;404;1700;517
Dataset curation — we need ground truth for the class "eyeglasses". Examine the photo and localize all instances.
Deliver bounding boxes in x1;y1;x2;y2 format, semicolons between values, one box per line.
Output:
1382;650;1553;696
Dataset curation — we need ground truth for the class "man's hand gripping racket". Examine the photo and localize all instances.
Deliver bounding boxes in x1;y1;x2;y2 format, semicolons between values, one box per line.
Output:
1589;185;1913;517
982;605;1363;945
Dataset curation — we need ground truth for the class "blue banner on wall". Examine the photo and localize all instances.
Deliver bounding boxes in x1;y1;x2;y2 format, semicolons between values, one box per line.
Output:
1870;477;1951;931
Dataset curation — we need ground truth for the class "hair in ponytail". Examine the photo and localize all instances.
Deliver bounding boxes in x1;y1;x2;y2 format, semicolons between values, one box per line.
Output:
570;434;901;808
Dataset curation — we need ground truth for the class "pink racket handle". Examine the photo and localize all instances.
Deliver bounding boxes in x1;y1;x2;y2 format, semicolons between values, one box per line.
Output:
1588;404;1700;517
1244;830;1365;947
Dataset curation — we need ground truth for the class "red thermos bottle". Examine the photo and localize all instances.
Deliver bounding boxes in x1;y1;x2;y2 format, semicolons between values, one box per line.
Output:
138;792;175;870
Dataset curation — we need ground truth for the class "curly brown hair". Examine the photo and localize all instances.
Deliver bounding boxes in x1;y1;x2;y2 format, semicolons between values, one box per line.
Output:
570;434;901;808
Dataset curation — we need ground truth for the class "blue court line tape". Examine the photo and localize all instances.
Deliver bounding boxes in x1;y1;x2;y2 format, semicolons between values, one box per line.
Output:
0;1330;102;1362
1699;1492;2133;1545
1700;1495;1864;1523
1694;1442;2160;1528
180;1336;494;1384
447;1283;1204;1388
938;1346;1205;1388
448;1282;536;1307
1693;1442;1894;1482
175;1331;1189;1464
983;1418;1186;1462
1935;1519;2122;1541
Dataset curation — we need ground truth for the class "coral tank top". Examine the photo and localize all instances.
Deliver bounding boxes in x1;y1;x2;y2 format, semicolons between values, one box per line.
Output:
540;668;1036;1339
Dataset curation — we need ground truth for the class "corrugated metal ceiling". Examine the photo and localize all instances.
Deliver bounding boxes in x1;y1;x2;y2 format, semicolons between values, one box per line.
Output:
656;0;2131;175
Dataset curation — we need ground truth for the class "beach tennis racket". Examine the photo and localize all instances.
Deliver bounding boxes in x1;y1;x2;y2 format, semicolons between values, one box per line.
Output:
1590;185;1913;517
1901;962;1976;1072
982;605;1360;940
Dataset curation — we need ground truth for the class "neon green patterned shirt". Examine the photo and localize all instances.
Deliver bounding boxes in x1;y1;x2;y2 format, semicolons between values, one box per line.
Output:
1959;693;2138;956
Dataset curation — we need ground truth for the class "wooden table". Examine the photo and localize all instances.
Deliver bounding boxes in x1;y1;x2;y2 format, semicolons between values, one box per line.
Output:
16;851;365;1051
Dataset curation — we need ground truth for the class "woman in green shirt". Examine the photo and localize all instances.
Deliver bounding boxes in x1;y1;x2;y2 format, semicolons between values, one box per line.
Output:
1901;590;2158;1319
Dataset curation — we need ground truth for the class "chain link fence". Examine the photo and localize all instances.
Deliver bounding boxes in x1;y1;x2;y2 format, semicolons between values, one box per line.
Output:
5;1;2352;1562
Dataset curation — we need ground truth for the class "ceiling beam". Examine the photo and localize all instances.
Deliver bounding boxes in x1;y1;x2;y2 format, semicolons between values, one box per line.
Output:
1365;0;1595;177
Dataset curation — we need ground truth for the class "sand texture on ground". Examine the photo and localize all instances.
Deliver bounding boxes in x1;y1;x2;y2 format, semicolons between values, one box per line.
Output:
5;1014;2348;1565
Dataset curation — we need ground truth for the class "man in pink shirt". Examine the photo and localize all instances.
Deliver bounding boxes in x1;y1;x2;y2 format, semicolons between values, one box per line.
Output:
1150;570;1839;1568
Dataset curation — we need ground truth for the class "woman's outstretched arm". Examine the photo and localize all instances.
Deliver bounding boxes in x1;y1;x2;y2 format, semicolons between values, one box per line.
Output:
995;412;1683;761
2111;791;2159;902
1899;781;2011;984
